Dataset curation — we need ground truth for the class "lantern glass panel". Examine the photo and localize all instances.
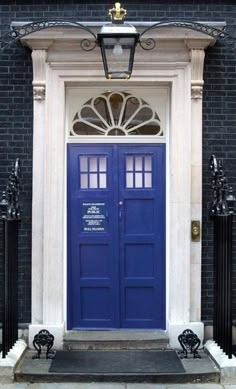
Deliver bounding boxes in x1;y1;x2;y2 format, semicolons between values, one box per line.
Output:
101;36;136;79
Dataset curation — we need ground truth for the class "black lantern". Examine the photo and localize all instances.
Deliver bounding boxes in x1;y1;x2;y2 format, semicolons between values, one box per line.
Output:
97;2;140;79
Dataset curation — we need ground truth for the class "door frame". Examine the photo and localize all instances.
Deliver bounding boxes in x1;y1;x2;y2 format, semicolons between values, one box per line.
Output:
27;27;210;347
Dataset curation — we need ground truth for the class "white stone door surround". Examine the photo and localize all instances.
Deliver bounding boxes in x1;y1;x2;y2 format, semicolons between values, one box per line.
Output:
20;25;215;349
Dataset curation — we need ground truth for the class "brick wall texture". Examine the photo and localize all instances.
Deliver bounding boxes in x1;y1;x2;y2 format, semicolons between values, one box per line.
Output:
0;0;235;325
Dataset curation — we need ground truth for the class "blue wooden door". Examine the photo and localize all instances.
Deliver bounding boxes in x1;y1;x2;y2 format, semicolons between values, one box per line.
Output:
67;144;165;330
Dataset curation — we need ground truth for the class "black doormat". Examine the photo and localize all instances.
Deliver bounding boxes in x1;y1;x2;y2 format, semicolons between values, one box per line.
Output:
49;350;185;374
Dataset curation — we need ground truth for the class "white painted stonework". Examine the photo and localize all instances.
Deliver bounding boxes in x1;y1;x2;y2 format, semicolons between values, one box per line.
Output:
20;24;215;349
205;340;236;384
0;339;27;383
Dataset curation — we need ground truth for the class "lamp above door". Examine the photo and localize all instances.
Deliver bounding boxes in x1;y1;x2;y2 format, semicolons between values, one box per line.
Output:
97;2;140;79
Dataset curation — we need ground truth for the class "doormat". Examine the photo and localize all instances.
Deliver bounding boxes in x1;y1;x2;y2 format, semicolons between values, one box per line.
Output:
49;350;185;374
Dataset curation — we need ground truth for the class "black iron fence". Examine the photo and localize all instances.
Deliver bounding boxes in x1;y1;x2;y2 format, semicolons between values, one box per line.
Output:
0;159;21;358
209;155;236;359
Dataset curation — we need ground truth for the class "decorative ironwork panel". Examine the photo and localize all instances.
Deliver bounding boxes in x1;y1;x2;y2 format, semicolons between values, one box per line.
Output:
178;329;201;359
32;329;55;359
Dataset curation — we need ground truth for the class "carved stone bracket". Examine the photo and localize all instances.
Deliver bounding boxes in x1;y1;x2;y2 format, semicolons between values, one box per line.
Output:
191;82;204;99
190;49;205;100
33;84;46;101
32;50;46;101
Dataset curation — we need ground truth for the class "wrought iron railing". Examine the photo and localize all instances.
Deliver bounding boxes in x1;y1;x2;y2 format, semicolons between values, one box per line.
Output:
209;155;236;358
0;159;21;358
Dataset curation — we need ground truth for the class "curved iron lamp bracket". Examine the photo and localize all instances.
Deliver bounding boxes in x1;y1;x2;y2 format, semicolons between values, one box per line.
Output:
139;20;236;50
0;19;97;52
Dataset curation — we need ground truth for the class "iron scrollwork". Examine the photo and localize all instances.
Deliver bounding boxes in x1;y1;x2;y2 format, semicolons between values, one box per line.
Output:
209;154;235;216
139;20;236;50
178;329;201;359
0;158;21;220
0;20;97;52
32;329;55;359
139;38;156;51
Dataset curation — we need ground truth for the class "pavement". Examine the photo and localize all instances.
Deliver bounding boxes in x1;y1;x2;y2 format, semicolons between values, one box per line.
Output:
0;384;236;388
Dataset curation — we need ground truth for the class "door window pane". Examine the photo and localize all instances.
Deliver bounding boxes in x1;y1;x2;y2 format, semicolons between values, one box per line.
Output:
135;172;143;188
99;174;107;188
145;156;152;171
89;157;97;172
89;174;98;188
80;173;88;189
126;173;133;188
80;156;88;172
99;157;107;172
126;155;133;171
144;173;152;188
135;156;142;170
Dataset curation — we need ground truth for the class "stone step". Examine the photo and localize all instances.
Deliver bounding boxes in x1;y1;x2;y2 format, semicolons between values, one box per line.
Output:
15;349;220;384
63;330;169;351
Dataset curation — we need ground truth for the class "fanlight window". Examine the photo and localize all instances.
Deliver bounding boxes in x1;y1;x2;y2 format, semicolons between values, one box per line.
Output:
70;91;163;136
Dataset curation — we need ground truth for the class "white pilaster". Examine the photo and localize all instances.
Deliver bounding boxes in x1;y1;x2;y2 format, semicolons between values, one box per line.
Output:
190;48;205;322
31;49;46;326
168;68;191;325
41;67;65;347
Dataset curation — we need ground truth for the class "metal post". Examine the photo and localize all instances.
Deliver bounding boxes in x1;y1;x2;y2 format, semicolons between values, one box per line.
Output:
209;155;235;359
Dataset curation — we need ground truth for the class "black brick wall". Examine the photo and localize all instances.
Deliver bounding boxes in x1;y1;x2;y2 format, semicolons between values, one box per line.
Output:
0;0;235;325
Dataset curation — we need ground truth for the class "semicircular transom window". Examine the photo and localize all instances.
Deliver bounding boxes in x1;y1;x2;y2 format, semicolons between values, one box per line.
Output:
70;91;163;136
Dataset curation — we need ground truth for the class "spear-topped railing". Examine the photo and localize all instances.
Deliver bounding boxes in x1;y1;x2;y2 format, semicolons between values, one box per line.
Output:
209;155;236;358
0;159;21;358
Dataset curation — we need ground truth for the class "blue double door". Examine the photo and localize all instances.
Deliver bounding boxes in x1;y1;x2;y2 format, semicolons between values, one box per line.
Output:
68;144;165;330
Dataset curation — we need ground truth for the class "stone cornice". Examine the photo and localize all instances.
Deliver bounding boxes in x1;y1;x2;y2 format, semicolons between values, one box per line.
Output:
20;25;216;51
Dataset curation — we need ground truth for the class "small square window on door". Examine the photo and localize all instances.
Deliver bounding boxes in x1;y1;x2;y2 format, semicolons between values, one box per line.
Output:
79;155;107;189
126;155;152;188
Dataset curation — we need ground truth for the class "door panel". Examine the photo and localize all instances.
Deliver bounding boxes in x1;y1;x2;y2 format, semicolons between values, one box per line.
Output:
67;145;119;328
67;144;165;329
119;146;165;328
